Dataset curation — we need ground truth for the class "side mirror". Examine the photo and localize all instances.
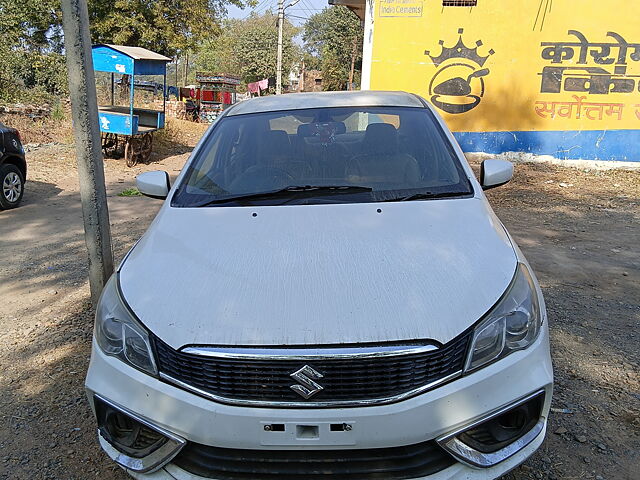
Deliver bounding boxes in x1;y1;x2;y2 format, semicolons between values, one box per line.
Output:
480;159;513;190
136;171;171;199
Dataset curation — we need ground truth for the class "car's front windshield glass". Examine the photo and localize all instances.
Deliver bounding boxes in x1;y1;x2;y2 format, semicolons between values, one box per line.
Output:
172;106;473;207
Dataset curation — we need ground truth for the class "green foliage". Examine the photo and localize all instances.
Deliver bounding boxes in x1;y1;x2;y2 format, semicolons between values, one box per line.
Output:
0;0;64;52
0;47;68;103
320;49;347;92
0;0;66;102
51;99;66;121
0;0;248;102
301;51;322;72
118;187;142;197
303;6;363;91
88;0;249;57
194;12;300;85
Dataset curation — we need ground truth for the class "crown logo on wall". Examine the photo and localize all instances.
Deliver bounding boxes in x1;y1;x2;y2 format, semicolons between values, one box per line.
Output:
424;28;495;67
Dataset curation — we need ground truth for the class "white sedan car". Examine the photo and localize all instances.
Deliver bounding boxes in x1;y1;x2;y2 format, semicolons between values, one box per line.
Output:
86;91;553;480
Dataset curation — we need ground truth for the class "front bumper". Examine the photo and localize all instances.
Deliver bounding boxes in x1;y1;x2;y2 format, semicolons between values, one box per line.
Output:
86;324;553;479
122;425;547;480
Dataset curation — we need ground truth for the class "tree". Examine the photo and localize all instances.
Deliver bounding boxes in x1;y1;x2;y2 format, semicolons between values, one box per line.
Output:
88;0;249;57
195;12;300;85
0;0;66;100
303;6;363;91
0;0;64;52
0;0;246;100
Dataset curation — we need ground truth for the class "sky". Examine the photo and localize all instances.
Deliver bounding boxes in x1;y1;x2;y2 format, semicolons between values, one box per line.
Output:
225;0;330;26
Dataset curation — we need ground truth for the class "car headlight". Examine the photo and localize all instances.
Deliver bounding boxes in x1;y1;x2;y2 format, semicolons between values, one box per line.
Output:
465;263;542;372
95;274;157;375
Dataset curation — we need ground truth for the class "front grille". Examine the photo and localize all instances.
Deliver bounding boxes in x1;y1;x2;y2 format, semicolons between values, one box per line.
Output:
172;440;455;479
153;332;470;407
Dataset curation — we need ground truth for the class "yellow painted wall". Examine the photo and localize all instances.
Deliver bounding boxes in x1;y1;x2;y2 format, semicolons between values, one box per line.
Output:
370;0;640;132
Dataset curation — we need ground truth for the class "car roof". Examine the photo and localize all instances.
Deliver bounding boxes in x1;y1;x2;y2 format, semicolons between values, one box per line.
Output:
226;91;425;116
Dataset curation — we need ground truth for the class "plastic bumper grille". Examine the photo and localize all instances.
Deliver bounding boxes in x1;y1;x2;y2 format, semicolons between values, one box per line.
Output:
153;332;470;406
172;440;455;479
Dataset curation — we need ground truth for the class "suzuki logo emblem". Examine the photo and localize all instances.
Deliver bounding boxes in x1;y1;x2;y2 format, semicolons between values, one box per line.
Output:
290;365;324;399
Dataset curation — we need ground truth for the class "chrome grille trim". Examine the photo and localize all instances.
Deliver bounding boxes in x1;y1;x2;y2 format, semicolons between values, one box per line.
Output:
160;370;462;408
180;344;439;360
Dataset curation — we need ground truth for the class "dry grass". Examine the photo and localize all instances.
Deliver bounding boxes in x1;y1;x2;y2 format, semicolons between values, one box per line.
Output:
0;113;73;145
1;110;208;154
155;117;209;152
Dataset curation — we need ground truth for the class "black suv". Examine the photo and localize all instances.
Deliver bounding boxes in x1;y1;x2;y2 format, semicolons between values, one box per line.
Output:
0;122;26;209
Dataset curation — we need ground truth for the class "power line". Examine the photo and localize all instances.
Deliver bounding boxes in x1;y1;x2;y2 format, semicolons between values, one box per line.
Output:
259;0;278;14
288;8;322;12
254;0;273;15
241;0;275;19
286;14;311;20
294;0;315;17
301;0;323;13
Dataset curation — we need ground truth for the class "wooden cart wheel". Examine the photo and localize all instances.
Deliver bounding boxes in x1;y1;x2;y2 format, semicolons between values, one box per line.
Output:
124;137;139;167
141;133;153;164
101;133;114;156
102;133;125;159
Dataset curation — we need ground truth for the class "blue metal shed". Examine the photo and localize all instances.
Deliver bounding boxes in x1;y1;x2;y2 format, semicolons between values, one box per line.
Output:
92;44;171;166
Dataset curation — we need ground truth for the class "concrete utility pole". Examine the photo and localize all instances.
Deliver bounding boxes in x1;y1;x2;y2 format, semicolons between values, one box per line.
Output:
61;0;114;306
276;0;300;94
276;0;284;95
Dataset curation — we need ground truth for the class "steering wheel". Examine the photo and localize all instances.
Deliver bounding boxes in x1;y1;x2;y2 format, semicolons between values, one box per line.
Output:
229;165;296;192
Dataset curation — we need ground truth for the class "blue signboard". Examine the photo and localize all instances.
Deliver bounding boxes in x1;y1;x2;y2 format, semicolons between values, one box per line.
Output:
92;46;134;75
98;112;139;135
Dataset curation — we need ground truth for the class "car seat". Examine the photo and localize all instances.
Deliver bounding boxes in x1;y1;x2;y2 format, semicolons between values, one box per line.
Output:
346;123;421;186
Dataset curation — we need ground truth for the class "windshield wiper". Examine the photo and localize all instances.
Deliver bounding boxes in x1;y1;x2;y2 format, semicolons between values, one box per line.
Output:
381;190;471;202
190;185;373;207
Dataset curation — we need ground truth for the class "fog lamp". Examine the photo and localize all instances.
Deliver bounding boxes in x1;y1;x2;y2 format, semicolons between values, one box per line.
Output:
457;394;543;454
93;395;185;473
437;391;545;468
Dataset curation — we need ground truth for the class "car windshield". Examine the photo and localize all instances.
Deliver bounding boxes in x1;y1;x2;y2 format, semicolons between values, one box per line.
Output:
173;106;473;207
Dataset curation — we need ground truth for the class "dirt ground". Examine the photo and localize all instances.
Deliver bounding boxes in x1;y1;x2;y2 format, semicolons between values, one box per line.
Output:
0;121;638;480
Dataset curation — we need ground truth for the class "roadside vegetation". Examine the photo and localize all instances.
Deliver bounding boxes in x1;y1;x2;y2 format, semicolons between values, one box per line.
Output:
0;1;363;148
0;1;363;106
302;6;363;90
117;187;141;197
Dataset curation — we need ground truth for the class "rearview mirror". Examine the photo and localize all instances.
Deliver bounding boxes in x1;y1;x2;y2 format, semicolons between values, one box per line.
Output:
136;171;171;199
480;160;513;190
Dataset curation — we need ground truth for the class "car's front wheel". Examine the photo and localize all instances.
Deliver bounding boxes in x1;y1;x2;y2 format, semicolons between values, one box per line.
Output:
0;163;25;210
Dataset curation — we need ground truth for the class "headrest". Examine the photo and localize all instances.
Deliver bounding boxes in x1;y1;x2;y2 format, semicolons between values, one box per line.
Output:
334;122;346;134
297;124;314;137
259;130;291;156
363;123;398;155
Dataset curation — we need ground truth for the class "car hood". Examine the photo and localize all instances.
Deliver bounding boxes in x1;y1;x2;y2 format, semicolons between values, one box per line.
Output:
120;198;517;349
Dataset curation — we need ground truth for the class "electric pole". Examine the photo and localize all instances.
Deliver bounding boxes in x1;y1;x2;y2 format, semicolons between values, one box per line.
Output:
61;0;114;306
276;0;299;95
276;0;284;95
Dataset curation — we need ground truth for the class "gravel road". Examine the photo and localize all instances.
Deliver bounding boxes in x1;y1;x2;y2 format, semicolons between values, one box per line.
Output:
0;137;638;480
